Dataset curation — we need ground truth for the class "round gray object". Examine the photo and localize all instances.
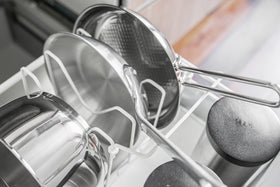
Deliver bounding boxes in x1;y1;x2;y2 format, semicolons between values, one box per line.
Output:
144;161;199;187
207;97;280;166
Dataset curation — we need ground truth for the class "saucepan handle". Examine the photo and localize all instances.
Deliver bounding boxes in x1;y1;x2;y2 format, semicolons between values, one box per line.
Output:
123;66;225;187
174;56;280;107
86;132;108;187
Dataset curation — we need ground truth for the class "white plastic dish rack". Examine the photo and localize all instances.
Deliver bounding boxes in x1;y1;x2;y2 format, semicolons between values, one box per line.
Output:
0;56;279;187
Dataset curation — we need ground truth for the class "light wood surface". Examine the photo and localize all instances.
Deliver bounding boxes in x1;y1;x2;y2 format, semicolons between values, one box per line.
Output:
173;0;252;65
126;0;224;44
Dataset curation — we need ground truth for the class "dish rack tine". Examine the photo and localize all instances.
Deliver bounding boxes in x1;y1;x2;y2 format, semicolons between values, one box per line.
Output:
88;127;118;187
88;127;160;186
44;50;137;148
89;128;158;160
114;143;158;159
166;78;222;138
140;79;166;127
20;67;43;99
76;28;92;37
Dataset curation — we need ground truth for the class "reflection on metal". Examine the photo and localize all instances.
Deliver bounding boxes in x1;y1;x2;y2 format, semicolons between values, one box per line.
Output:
0;92;107;187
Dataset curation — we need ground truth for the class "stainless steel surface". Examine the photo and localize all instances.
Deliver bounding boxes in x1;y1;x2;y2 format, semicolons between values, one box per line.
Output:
192;97;280;186
64;149;105;187
192;130;259;187
43;33;140;174
0;92;107;187
0;140;40;187
44;33;137;148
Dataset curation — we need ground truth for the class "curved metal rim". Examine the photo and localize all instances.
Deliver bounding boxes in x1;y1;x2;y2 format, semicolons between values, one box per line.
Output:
0;139;42;186
43;32;141;142
73;4;177;64
43;32;134;96
0;92;90;186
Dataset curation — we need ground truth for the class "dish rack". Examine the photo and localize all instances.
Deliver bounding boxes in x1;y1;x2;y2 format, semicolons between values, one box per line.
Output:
0;56;279;187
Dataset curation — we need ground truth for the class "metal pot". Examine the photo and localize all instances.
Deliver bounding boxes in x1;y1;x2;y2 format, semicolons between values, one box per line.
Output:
0;92;107;187
192;97;280;186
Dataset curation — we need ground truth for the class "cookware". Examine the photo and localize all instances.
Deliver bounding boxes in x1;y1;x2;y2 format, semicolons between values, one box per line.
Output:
0;92;107;187
192;97;280;186
43;33;138;148
43;33;140;174
44;33;224;186
144;161;222;187
73;4;280;130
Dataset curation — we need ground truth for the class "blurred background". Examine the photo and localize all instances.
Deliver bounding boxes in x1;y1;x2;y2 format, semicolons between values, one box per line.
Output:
0;0;280;112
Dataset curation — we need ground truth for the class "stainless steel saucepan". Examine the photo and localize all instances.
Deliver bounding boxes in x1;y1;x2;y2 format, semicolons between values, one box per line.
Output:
44;33;224;187
73;4;280;129
0;92;107;187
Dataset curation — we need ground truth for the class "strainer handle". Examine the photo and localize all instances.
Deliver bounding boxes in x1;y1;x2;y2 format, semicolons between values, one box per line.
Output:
175;56;280;107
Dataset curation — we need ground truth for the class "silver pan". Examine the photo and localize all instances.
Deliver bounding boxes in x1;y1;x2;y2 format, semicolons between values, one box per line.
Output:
44;33;224;187
44;33;139;148
73;4;280;129
44;33;141;172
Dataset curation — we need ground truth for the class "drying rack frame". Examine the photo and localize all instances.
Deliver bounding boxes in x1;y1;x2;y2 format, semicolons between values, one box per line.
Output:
19;51;230;186
0;54;275;187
